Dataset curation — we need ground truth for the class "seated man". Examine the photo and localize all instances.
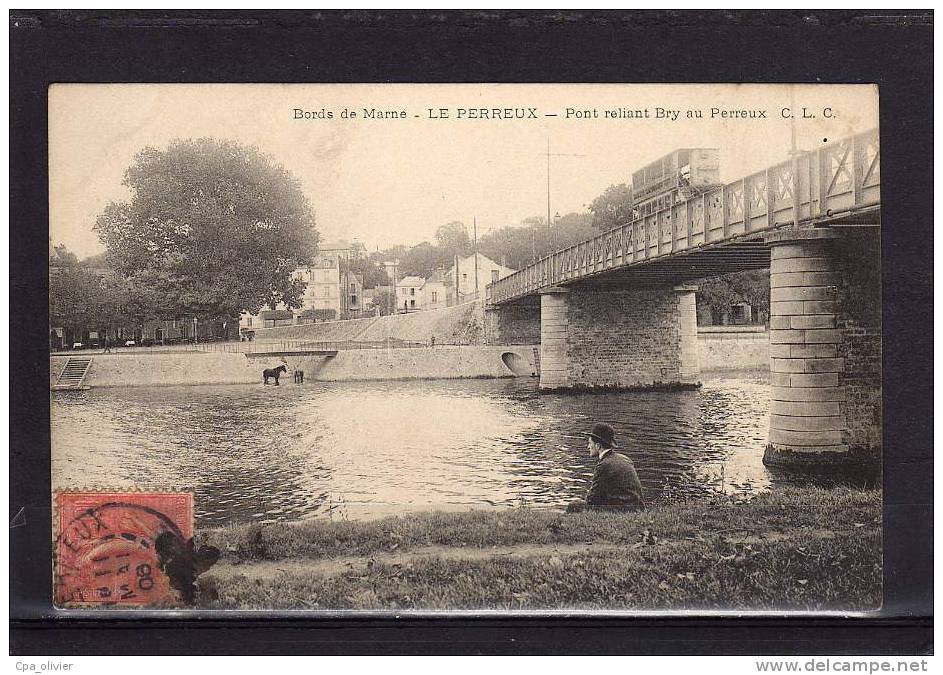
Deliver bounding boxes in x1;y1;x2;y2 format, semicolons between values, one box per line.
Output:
567;422;645;512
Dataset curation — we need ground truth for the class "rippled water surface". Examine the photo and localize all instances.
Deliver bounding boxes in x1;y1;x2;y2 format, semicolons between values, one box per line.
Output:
52;373;774;526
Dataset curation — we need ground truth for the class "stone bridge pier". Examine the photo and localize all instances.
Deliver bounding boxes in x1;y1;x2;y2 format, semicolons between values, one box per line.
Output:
537;284;700;391
765;228;881;475
485;223;880;477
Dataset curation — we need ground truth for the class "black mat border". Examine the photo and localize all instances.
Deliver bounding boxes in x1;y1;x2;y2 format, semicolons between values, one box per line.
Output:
10;9;933;655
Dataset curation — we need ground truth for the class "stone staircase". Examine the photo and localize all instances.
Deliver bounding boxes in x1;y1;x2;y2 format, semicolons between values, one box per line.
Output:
52;357;93;391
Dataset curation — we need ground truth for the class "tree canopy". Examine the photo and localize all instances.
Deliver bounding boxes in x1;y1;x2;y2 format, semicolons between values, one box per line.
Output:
94;138;318;319
399;241;452;278
342;241;389;289
695;269;770;324
477;212;597;270
50;243;79;267
49;245;146;332
435;221;473;256
365;213;600;281
588;183;634;232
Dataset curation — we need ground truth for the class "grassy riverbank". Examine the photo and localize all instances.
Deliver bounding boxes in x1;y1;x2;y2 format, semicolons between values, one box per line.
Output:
195;486;881;611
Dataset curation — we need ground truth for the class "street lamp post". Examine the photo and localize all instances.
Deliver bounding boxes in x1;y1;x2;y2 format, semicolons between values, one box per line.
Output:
551;211;561;252
383;259;399;316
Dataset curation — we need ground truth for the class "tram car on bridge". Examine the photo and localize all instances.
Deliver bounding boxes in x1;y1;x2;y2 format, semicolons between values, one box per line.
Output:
632;148;721;220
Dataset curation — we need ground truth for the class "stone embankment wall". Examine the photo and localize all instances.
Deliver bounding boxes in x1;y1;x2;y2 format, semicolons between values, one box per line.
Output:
50;352;259;388
251;301;483;345
256;345;537;382
697;326;769;371
253;316;377;342
51;345;537;388
254;297;770;374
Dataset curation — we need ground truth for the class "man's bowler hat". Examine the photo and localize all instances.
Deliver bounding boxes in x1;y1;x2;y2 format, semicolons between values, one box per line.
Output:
587;423;618;449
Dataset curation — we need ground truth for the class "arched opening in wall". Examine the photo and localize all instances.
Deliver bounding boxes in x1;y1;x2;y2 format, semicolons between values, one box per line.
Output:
501;351;532;377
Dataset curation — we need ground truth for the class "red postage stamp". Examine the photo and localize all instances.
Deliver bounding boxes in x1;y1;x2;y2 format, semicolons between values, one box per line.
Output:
55;491;195;608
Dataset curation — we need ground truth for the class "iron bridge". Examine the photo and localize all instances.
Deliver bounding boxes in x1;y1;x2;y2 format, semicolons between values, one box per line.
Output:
486;128;880;304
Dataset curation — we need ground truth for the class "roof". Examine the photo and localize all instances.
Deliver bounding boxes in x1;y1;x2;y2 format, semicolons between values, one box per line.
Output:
447;252;515;273
426;268;454;285
397;276;426;287
319;239;352;251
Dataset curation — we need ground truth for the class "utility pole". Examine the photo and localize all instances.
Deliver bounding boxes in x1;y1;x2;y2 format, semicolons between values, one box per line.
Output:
543;137;586;257
531;225;537;264
391;260;399;316
473;217;479;296
344;247;350;320
546;138;551;237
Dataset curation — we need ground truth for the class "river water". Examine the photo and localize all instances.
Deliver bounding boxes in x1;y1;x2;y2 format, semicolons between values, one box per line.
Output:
52;372;776;527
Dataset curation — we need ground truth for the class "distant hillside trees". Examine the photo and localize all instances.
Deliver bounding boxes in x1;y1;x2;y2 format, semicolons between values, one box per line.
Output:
435;221;474;256
340;241;388;290
368;213;601;281
477;212;597;269
588;183;634;231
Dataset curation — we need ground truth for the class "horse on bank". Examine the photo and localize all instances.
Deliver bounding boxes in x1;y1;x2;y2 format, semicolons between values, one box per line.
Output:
262;364;288;386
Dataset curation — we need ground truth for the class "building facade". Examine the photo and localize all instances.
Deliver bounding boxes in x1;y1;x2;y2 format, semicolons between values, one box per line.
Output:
445;253;516;302
239;240;359;333
343;271;364;317
395;276;425;313
419;269;455;311
296;256;342;318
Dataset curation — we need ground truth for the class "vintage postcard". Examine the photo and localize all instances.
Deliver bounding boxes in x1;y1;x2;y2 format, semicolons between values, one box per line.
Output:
48;83;881;612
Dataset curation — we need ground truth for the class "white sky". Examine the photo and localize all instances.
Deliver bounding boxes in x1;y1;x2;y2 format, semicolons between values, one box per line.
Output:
49;83;878;258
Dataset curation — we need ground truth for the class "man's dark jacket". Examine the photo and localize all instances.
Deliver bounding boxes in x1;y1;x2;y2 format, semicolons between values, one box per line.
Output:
587;450;645;510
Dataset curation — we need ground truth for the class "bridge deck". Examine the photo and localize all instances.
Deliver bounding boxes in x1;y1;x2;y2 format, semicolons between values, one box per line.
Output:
487;128;879;304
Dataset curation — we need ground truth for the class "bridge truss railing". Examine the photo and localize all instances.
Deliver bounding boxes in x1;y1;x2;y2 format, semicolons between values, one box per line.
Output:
487;128;880;305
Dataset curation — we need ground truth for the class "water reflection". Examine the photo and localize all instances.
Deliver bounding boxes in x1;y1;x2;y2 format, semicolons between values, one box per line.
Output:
52;372;774;527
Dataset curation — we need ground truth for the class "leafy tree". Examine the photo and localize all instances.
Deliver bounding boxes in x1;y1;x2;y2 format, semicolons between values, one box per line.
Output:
49;264;145;338
356;260;389;289
369;211;597;285
435;221;472;256
94;138;318;322
371;287;395;316
80;251;109;268
588;183;634;231
695;269;770;325
50;243;79;267
50;244;132;342
477;212;597;270
50;266;104;332
399;241;451;278
369;244;407;265
550;211;597;251
478;223;538;269
344;242;388;289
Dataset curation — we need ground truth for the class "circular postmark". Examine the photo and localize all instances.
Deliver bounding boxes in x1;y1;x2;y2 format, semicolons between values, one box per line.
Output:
55;492;193;608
